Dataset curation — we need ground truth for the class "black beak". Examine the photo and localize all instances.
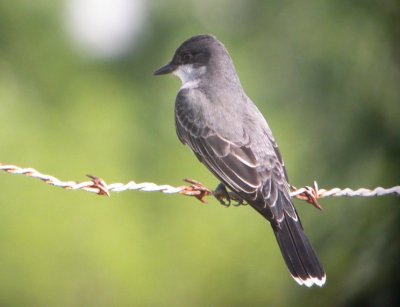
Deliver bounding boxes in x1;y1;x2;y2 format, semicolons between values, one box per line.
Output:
154;62;176;76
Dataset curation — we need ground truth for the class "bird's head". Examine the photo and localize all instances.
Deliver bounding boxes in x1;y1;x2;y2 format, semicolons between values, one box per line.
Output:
154;34;227;85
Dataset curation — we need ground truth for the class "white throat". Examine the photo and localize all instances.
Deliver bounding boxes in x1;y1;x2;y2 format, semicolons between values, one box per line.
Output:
173;64;206;89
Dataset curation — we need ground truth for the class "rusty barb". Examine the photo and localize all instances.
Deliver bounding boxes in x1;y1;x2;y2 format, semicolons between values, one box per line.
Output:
179;178;213;203
86;175;110;196
1;162;399;209
290;182;323;210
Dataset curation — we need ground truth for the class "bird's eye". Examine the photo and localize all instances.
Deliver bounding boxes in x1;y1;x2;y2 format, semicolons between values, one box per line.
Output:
182;52;192;64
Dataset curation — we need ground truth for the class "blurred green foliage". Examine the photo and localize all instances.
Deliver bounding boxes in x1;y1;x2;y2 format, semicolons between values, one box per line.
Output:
1;0;399;306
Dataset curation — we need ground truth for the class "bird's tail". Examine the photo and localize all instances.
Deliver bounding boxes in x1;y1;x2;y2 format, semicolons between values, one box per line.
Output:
273;212;326;287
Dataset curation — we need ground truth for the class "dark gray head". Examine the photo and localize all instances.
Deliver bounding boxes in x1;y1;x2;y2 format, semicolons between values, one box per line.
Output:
154;34;240;87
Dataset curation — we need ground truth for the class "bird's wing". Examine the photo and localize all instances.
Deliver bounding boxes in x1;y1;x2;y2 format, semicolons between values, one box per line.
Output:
175;90;296;224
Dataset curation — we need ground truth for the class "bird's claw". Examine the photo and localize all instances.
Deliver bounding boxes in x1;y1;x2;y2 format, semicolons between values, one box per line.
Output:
213;183;246;207
213;183;231;206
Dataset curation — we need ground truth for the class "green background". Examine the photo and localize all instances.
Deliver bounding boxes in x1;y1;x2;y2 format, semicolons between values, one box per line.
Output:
1;0;399;306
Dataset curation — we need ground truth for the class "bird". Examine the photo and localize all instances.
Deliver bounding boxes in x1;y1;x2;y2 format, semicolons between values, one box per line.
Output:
154;34;326;287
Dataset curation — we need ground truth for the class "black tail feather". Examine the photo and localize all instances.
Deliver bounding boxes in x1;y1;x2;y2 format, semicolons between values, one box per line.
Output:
273;212;325;287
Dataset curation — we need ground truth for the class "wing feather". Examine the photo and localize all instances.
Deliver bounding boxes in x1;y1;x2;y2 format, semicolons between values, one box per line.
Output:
175;89;293;225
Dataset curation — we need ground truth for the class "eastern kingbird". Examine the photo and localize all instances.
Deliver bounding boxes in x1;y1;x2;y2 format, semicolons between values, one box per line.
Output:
154;34;325;287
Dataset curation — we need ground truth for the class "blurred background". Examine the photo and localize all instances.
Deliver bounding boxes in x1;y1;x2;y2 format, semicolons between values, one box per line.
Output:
0;0;399;306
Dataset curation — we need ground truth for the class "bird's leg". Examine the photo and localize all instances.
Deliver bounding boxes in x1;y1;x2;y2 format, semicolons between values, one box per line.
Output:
213;183;231;206
213;183;246;207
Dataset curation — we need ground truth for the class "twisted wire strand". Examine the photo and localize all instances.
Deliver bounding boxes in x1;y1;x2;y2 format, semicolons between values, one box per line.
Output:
1;163;399;203
0;163;185;196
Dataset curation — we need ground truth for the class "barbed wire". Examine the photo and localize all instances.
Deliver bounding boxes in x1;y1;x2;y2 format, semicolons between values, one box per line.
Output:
1;162;399;208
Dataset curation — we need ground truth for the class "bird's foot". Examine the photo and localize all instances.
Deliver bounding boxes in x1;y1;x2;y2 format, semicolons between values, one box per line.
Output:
213;183;246;207
213;183;231;206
